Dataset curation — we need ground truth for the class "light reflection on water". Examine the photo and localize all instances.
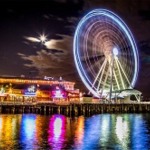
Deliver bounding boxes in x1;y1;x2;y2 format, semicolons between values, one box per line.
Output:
0;113;150;149
20;115;37;149
48;115;66;150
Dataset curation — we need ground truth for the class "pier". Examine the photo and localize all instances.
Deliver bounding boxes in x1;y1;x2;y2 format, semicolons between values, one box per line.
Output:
0;101;150;116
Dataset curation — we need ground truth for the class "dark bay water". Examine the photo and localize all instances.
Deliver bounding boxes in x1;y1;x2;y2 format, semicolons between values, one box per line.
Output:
0;113;150;150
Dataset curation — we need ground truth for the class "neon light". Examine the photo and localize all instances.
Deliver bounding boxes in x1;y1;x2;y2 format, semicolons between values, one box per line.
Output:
24;85;37;96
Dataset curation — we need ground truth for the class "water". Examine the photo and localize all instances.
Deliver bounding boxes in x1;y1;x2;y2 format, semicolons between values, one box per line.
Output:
0;113;150;150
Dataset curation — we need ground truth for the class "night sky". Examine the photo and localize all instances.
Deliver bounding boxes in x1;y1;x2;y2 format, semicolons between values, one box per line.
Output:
0;0;150;97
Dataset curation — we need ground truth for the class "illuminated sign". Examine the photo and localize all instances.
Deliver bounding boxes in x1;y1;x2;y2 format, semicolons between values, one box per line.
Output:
24;85;37;96
51;85;67;98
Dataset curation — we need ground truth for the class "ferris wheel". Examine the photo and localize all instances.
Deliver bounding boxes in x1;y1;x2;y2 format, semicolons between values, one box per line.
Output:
73;9;139;98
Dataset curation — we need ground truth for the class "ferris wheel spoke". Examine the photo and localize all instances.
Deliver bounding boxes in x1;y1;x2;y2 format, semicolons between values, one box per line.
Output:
98;60;110;93
116;58;130;85
92;58;107;88
96;59;108;92
115;58;125;89
100;61;111;94
113;70;120;90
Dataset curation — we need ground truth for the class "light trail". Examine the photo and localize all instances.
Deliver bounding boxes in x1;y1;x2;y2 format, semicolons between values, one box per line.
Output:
99;60;110;92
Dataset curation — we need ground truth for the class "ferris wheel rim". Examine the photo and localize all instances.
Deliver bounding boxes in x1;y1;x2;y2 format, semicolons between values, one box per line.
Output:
73;9;139;97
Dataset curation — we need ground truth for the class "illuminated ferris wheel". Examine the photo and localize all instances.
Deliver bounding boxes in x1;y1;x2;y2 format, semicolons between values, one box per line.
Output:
73;9;139;98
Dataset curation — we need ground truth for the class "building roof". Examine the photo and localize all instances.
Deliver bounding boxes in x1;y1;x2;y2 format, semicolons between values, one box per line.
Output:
120;89;142;96
0;77;75;86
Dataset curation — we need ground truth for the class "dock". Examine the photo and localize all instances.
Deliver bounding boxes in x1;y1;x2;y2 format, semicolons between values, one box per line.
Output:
0;101;150;116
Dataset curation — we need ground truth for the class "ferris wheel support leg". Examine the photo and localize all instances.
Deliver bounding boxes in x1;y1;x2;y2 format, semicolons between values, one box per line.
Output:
92;58;107;88
134;94;141;102
97;60;108;92
113;70;120;90
115;59;125;89
116;58;130;85
109;57;114;102
98;60;110;96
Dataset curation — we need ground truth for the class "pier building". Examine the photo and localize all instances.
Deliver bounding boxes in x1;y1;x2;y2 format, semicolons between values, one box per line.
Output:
0;76;80;102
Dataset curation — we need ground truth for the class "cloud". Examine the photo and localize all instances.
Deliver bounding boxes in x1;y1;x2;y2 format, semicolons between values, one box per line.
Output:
24;36;40;43
67;17;78;23
43;14;50;19
19;35;75;78
52;0;67;3
43;14;64;22
23;34;73;53
57;17;64;21
19;50;64;69
45;34;73;53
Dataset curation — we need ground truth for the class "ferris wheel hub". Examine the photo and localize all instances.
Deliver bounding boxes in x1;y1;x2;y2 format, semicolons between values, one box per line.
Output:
113;47;119;56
